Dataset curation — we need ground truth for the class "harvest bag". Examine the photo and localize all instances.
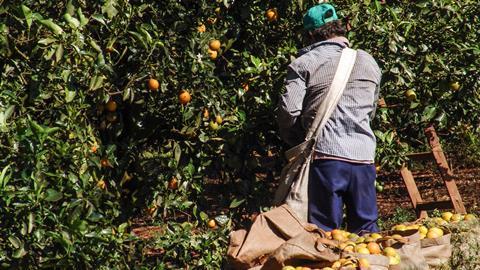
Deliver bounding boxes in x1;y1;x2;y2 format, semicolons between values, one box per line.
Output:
274;48;358;221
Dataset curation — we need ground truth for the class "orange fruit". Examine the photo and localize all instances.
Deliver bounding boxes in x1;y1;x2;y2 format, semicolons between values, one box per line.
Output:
168;177;178;190
178;90;191;105
209;39;221;51
367;242;381;254
207;219;216;228
105;100;117;112
206;17;217;25
203;108;209;119
215;115;223;124
358;258;370;268
209;121;219;130
197;23;206;33
105;46;114;53
90;143;98;153
242;82;249;92
450;81;460;91
97;180;106;189
148;78;159;91
100;158;111;168
266;8;278;22
208;48;218;60
147;206;157;216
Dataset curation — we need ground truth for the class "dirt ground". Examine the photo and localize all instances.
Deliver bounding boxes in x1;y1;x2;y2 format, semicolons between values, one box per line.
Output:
377;167;480;217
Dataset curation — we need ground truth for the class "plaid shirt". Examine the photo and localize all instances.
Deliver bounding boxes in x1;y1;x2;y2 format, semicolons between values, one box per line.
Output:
277;37;381;162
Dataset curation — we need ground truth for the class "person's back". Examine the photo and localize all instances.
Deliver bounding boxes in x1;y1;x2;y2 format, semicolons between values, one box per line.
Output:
277;3;381;233
295;43;381;161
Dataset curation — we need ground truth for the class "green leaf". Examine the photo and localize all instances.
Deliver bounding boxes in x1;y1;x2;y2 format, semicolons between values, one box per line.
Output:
229;198;245;208
0;164;11;187
63;13;80;29
65;88;76;103
45;189;63;202
12;247;27;258
39;19;63;35
28;213;34;234
55;44;64;62
199;211;208;221
21;5;33;28
102;0;119;19
77;8;89;27
8;236;22;249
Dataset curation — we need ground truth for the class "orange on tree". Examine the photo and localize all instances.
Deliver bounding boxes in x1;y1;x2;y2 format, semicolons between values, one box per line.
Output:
97;180;106;189
105;100;117;112
209;120;219;130
405;89;417;101
207;219;216;228
148;78;159;91
450;81;460;91
178;90;191;105
208;39;221;51
242;82;249;92
265;8;278;22
215;115;223;124
168;177;178;190
197;23;206;33
208;48;218;60
100;158;111;168
203;108;209;119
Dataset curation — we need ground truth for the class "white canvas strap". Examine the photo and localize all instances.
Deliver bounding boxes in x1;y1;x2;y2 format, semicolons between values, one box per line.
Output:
305;47;357;141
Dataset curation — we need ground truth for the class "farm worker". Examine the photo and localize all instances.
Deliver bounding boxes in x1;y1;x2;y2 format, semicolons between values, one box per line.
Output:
277;3;381;233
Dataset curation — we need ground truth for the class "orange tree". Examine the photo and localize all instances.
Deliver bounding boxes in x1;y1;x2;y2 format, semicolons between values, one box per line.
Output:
0;0;479;268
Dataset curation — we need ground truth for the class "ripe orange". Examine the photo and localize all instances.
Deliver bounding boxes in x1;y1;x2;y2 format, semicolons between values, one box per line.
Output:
367;242;381;254
105;46;114;53
242;82;249;92
90;143;98;153
209;39;221;51
203;108;209;119
358;258;370;268
207;219;216;228
450;81;460;91
100;158;111;168
178;90;191;105
148;78;159;91
215;115;223;124
209;121;219;130
266;8;278;22
197;23;206;33
105;100;117;112
168;177;178;190
208;48;218;60
97;180;106;189
206;17;217;25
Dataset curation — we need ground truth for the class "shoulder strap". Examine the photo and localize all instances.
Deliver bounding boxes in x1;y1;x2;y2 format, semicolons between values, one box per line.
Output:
304;47;357;141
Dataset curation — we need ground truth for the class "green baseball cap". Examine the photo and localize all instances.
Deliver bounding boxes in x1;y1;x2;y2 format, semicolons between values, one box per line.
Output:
303;3;339;31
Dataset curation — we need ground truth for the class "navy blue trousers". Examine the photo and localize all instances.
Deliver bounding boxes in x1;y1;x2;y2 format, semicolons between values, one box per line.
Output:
308;159;379;234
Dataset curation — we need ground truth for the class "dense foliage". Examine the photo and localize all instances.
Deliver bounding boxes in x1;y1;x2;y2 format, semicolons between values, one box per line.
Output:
0;0;479;268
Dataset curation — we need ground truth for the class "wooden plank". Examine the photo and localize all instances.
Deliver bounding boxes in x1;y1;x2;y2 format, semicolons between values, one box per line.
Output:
416;200;453;211
406;152;434;161
425;126;467;214
400;166;427;218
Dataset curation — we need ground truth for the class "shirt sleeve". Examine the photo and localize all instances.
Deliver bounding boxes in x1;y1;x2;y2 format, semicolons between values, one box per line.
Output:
277;66;307;146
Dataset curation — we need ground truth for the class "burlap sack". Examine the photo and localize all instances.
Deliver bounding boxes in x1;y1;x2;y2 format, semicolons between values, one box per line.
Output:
261;227;339;270
353;254;390;270
420;233;452;266
378;229;428;270
226;205;307;269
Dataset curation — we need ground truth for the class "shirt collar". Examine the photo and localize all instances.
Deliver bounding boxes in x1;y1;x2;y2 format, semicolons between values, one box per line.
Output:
298;36;350;56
